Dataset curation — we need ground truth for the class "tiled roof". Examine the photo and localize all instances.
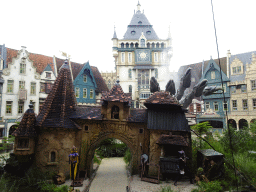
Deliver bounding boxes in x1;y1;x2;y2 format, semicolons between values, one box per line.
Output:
122;10;159;40
6;48;55;74
101;83;131;103
156;134;188;146
70;106;102;120
12;105;37;137
128;109;147;123
36;60;78;129
91;66;109;93
145;91;180;105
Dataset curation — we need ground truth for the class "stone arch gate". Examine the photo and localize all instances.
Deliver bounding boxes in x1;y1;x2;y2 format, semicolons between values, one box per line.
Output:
78;121;148;178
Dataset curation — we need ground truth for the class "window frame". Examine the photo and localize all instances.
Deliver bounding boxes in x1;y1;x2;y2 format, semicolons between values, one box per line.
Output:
242;99;248;110
75;87;80;98
253;99;256;110
251;80;256;91
20;62;26;74
83;74;87;83
154;52;158;62
7;80;14;93
211;71;215;79
6;101;12;115
30;82;36;95
232;100;237;111
83;88;87;98
19;81;25;90
213;101;219;111
121;52;125;63
90;89;94;99
128;52;132;63
18;101;24;114
205;102;210;110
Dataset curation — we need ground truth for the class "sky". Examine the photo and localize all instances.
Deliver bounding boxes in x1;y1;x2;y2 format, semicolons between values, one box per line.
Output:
1;0;256;73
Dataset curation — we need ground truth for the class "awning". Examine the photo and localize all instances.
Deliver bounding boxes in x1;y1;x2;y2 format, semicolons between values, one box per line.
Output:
156;134;188;146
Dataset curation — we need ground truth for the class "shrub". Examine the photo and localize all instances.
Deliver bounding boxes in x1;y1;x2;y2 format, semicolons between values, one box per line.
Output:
123;149;132;165
191;180;223;192
159;185;175;192
39;181;69;192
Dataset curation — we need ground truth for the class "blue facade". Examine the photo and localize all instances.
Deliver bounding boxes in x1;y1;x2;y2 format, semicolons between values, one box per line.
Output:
73;62;97;104
197;59;230;129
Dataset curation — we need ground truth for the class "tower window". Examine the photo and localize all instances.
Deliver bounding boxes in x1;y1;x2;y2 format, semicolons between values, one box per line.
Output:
51;151;56;162
138;21;142;24
146;31;151;35
131;31;136;35
111;105;119;119
140;39;145;47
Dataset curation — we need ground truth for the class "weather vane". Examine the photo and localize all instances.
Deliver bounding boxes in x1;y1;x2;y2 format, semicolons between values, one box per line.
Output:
60;51;71;60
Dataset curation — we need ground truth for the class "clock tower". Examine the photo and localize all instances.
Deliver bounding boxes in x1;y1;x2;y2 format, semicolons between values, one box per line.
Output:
112;2;172;108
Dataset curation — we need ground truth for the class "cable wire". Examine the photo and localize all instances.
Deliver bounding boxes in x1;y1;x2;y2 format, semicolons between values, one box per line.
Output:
210;0;239;191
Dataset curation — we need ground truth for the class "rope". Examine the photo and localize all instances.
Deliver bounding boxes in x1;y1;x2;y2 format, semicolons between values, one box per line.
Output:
210;0;239;191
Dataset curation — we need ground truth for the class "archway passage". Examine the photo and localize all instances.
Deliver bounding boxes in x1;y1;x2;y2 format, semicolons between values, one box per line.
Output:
228;119;237;129
9;124;18;136
84;132;138;178
239;119;248;130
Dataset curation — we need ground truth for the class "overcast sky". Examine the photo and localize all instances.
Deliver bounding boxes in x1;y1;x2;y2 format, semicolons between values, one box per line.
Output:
1;0;256;72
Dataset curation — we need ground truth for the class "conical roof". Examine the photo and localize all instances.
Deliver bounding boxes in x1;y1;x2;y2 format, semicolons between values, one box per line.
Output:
12;104;37;137
101;81;131;103
36;60;79;129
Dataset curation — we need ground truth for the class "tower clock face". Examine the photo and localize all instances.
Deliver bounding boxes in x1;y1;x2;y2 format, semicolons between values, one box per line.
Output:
136;49;151;64
139;52;148;60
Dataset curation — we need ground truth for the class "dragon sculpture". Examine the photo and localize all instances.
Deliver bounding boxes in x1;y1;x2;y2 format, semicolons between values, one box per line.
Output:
150;68;219;109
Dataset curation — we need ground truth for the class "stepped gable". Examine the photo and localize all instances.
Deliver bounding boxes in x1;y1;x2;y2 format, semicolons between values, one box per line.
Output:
6;48;55;74
156;134;188;146
12;104;37;137
91;66;109;93
101;82;131;103
145;91;180;105
36;60;79;129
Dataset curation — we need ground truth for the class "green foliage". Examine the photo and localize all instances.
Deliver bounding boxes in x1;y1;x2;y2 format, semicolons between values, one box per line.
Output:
39;181;69;192
250;120;256;135
93;154;101;164
0;174;21;192
97;139;127;157
191;180;223;192
192;122;213;148
123;149;132;165
159;185;175;192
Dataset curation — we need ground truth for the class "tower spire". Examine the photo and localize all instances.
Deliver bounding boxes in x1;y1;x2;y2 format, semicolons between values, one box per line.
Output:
113;25;117;39
137;1;141;12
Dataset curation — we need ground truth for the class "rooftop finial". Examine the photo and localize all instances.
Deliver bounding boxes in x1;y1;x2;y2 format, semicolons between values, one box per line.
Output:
113;25;117;39
137;1;141;11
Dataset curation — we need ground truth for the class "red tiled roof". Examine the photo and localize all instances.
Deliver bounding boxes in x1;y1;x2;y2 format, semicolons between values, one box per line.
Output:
6;48;55;74
101;83;131;103
70;106;102;120
12;106;37;137
127;109;147;123
145;91;180;105
36;61;78;129
91;66;109;93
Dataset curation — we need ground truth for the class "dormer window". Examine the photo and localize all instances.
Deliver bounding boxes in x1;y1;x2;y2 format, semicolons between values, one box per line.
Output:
131;31;136;35
111;105;119;119
17;138;29;148
138;21;142;24
146;31;151;35
83;74;87;83
46;72;51;78
232;66;241;74
140;39;145;47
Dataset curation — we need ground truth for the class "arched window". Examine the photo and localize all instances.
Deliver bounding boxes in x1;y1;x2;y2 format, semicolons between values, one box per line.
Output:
111;105;119;119
161;43;165;48
147;43;150;48
140;39;145;47
156;43;160;48
121;43;124;48
51;151;56;162
152;43;155;48
130;43;134;48
135;43;139;48
126;43;129;48
129;85;132;93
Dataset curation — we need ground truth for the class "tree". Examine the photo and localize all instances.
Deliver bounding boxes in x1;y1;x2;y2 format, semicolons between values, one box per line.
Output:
192;122;213;149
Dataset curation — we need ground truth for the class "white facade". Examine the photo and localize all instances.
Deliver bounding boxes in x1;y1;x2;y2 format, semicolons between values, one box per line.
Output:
2;46;56;137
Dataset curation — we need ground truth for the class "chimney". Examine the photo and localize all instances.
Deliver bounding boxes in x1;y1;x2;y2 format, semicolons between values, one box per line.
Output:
227;50;231;78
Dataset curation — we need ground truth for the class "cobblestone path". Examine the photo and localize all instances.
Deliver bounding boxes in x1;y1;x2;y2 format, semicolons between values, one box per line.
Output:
89;157;128;192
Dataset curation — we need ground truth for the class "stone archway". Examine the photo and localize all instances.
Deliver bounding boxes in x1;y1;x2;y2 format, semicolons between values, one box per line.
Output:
228;119;237;129
85;131;139;178
238;119;248;130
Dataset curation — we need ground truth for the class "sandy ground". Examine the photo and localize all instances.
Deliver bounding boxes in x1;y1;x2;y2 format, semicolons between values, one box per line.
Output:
130;175;198;192
89;157;128;192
